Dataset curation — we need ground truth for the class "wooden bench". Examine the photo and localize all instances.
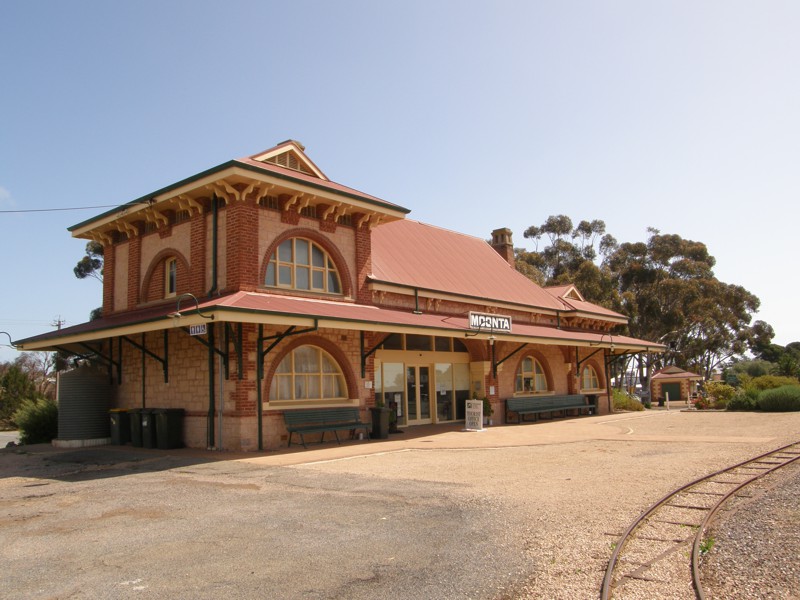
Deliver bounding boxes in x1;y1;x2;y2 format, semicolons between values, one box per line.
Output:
506;394;595;424
283;408;371;449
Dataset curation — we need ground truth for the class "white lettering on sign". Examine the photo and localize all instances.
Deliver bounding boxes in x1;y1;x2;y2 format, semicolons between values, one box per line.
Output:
468;312;512;333
189;324;207;336
465;399;484;431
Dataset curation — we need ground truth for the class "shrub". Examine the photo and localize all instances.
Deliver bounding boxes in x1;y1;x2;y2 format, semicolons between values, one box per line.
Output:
481;397;494;417
727;388;760;411
758;386;800;412
703;382;736;409
748;375;800;392
12;398;58;444
612;389;644;411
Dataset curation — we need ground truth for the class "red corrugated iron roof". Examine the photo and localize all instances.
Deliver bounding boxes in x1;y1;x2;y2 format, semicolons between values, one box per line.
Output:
371;220;566;311
652;367;702;380
15;291;661;352
222;292;654;348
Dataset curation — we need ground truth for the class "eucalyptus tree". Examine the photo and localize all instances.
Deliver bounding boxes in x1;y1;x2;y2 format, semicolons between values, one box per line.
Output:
606;229;770;380
73;240;104;282
517;217;771;384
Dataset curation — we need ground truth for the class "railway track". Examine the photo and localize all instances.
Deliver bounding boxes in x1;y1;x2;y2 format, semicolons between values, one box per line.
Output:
601;441;800;600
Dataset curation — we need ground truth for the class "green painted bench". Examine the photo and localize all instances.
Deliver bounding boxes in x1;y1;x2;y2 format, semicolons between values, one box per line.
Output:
506;394;595;424
283;408;371;449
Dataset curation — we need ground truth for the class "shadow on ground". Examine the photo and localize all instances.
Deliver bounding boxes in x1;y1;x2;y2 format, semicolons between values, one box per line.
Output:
0;424;451;482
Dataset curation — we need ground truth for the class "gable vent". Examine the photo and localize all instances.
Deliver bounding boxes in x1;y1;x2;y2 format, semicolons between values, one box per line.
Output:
265;152;312;174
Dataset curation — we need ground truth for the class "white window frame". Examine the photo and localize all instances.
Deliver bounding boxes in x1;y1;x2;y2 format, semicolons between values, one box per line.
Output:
268;345;350;407
165;257;177;298
581;365;601;391
515;356;549;394
265;238;342;294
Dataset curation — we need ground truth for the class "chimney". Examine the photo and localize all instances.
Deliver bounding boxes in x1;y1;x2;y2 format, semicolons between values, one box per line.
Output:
491;228;516;269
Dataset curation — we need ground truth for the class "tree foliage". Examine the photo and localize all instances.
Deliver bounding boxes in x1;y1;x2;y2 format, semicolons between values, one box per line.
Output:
1;364;39;423
516;215;773;380
74;240;104;282
74;241;105;320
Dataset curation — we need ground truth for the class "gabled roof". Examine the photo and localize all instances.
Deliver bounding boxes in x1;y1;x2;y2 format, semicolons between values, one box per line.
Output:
248;140;328;180
544;283;627;321
370;220;566;312
545;284;584;302
652;366;702;380
370;220;627;321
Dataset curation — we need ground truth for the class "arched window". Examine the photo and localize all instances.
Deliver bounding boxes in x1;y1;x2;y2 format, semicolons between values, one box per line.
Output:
516;356;548;393
269;345;347;402
165;257;177;298
581;365;601;390
265;238;341;294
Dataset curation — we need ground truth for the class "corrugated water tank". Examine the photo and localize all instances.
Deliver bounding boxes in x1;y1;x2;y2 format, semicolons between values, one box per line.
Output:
57;367;111;441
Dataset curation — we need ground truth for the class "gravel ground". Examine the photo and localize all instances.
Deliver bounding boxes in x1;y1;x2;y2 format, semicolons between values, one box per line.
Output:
700;460;800;600
2;410;800;599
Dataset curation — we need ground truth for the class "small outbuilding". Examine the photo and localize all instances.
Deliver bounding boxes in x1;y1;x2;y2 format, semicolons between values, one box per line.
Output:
651;366;703;403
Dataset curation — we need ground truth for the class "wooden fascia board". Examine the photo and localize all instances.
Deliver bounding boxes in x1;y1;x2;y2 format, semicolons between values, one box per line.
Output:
223;167;408;219
69;167;241;239
70;164;407;240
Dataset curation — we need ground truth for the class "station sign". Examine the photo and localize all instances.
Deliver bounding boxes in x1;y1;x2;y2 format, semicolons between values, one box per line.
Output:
468;311;512;333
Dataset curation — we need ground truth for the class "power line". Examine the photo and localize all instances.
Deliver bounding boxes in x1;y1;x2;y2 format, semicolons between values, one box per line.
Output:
0;204;121;214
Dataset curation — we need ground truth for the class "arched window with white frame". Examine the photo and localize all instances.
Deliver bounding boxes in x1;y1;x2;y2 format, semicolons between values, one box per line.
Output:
265;237;342;294
515;356;549;393
269;345;347;404
581;365;601;391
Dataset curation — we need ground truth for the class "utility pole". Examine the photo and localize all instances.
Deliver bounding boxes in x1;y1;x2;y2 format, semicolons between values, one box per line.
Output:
51;316;64;404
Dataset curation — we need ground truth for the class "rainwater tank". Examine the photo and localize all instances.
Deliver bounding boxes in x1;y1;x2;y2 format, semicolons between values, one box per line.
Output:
56;367;112;446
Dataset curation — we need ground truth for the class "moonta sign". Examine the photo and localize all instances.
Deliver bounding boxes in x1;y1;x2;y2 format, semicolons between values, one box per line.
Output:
468;312;512;333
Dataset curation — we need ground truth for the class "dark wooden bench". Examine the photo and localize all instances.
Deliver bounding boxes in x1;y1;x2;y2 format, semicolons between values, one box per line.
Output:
506;394;595;424
283;408;371;449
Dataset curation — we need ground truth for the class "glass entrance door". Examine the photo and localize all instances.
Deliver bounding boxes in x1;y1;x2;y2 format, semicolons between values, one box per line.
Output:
406;366;431;424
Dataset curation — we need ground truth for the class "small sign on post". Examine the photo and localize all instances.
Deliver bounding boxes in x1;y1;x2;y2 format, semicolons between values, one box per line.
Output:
465;399;484;432
189;324;207;336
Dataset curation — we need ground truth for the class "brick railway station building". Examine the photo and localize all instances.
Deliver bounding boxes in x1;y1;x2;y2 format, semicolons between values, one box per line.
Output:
17;141;662;451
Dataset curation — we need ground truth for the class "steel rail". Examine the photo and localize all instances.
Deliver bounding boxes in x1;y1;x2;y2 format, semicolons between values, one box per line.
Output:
601;440;800;600
690;445;800;600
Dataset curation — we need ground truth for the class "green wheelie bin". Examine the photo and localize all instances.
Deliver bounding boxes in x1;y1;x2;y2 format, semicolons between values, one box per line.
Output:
109;409;130;445
129;408;143;447
155;408;185;449
140;409;157;449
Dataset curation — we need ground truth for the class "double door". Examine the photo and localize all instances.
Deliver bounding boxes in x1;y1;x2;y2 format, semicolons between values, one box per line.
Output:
405;366;431;424
377;359;468;427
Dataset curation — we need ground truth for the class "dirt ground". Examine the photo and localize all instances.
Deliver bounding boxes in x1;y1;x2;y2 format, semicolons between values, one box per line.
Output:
2;409;799;599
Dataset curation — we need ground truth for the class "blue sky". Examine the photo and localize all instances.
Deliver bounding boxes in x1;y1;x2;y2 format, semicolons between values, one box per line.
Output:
2;1;799;364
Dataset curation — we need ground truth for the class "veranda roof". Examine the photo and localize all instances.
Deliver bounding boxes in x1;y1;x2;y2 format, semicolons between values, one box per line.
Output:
15;291;663;353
